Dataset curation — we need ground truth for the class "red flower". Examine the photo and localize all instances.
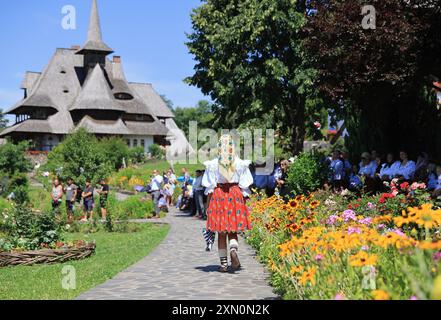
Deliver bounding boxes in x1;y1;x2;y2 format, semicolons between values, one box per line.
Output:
379;193;395;204
348;204;353;210
400;182;409;190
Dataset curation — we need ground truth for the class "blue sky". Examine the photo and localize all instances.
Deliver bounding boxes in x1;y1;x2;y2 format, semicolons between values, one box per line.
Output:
0;0;206;123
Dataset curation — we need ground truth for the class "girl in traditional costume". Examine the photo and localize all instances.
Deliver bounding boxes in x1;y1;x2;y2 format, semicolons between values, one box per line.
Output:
202;134;253;272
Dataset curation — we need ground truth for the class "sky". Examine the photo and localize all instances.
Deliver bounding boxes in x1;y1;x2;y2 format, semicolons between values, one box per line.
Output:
0;0;207;124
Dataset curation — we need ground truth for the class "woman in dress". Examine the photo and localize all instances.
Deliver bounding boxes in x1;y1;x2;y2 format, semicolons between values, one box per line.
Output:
202;134;253;272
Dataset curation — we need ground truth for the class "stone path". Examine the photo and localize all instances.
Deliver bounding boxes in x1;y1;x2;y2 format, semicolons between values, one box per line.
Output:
77;208;278;300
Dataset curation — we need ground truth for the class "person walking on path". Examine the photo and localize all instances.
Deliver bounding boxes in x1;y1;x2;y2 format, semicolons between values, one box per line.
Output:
64;177;77;222
150;170;163;218
193;170;206;219
202;134;253;272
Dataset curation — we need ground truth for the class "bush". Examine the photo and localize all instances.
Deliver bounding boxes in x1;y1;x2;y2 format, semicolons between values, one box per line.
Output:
119;195;154;219
286;151;330;196
128;147;147;164
99;137;130;170
0;141;32;175
43;128;113;186
148;144;165;160
0;205;62;251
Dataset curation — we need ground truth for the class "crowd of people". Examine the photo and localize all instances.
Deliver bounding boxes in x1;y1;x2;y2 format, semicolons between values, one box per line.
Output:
146;167;207;220
50;177;109;222
327;150;441;198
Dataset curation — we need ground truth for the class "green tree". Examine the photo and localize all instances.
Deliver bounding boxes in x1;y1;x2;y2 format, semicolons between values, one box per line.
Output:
0;109;8;130
305;0;441;159
0;141;31;175
186;0;320;155
45;129;112;186
98;137;130;170
173;100;216;136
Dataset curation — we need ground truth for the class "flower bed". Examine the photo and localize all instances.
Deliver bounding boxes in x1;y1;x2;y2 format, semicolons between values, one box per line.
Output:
0;241;96;267
247;189;441;300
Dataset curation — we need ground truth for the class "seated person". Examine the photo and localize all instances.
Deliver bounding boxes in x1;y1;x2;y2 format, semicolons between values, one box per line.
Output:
348;165;362;191
414;152;430;182
427;163;438;191
394;151;416;181
359;152;376;178
158;194;169;212
329;150;344;191
431;165;441;199
378;153;400;181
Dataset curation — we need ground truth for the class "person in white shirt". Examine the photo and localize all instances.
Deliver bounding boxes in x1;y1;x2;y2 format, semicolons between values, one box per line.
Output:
378;153;400;181
150;170;163;218
202;134;253;272
395;151;416;181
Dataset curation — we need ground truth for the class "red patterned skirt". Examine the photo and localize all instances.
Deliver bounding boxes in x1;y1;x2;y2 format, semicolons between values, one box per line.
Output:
206;183;251;233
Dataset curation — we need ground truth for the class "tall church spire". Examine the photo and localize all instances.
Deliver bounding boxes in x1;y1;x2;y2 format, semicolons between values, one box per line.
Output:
77;0;113;54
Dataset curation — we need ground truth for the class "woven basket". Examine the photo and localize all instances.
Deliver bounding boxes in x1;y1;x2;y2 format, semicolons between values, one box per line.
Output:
0;242;96;268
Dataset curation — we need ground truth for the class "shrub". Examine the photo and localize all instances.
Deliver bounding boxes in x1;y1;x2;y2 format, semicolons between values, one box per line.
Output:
119;195;154;219
148;144;165;160
128;147;147;164
0;141;32;175
286;151;330;196
99;137;130;170
1;205;62;251
43;128;113;186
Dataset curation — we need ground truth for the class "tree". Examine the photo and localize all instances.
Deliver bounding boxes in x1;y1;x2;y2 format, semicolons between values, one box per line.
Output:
186;0;321;155
0;109;8;130
45;129;112;186
304;0;441;159
173;100;216;136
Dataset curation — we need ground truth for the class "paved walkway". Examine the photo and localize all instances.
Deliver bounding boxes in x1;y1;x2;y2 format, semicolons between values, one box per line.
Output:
77;208;278;300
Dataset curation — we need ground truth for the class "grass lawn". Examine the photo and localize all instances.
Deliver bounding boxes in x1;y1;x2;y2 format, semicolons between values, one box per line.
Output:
0;223;169;300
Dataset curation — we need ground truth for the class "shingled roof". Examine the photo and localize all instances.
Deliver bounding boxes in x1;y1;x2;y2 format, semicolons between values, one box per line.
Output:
1;0;178;142
70;64;124;112
77;0;113;54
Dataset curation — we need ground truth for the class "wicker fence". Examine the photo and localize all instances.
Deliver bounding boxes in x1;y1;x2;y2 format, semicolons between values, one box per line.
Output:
0;242;96;268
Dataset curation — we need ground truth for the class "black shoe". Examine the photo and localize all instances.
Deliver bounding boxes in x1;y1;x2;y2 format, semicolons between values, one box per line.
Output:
230;250;241;270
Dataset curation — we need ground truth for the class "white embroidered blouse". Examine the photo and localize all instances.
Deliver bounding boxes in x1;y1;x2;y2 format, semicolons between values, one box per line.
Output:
202;158;254;197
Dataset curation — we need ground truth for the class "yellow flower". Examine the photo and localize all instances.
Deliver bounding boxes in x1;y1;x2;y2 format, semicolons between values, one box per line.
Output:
349;251;378;267
299;267;316;286
372;290;390;300
290;265;304;275
431;275;441;300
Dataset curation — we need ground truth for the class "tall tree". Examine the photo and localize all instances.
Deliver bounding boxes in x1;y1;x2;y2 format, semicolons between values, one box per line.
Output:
304;0;441;159
186;0;319;155
173;100;216;136
0;109;8;129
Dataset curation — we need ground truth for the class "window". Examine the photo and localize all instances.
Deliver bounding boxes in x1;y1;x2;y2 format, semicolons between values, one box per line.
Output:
133;139;138;147
141;139;145;149
126;139;130;147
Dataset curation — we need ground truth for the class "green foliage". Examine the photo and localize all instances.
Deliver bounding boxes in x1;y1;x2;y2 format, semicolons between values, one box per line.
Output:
0;141;31;204
0;205;61;251
286;151;330;196
186;0;321;154
44;128;113;186
128;146;147;164
0;141;32;175
173;100;216;136
0;109;8;129
98;137;130;170
148;144;165;160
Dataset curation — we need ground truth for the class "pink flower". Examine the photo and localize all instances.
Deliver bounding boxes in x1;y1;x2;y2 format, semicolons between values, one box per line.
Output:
433;252;441;262
314;121;322;129
342;210;357;222
359;217;373;225
410;296;418;300
367;202;375;210
326;214;339;225
348;226;362;235
334;293;345;300
393;229;406;237
315;254;324;262
377;224;386;230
